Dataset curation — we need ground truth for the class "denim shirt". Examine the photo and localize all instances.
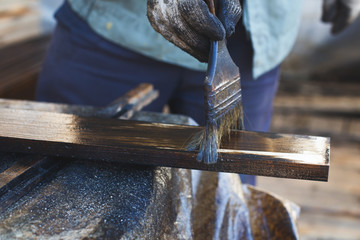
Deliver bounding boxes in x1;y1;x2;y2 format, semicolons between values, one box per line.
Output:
67;0;303;79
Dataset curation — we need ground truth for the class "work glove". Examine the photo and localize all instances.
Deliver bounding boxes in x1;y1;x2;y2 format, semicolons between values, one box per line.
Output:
322;0;360;34
147;0;242;62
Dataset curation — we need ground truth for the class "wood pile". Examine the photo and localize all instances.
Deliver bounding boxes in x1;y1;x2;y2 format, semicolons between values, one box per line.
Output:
272;79;360;142
0;36;50;100
261;77;360;239
0;0;50;100
0;0;42;47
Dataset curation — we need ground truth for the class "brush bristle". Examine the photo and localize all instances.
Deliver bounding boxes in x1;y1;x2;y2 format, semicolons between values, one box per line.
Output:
187;103;244;164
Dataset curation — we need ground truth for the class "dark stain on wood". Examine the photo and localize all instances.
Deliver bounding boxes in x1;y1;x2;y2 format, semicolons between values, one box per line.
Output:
0;108;330;181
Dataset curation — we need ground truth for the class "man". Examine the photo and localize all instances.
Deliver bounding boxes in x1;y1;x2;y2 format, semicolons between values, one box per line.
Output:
36;0;360;184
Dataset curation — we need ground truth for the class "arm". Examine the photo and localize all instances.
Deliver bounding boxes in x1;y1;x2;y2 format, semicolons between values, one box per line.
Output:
322;0;360;34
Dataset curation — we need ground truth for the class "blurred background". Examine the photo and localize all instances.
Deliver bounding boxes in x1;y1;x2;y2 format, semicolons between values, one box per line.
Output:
0;0;359;239
259;1;360;239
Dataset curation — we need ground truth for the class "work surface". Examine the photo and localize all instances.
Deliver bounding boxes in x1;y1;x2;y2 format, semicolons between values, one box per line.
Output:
0;107;329;181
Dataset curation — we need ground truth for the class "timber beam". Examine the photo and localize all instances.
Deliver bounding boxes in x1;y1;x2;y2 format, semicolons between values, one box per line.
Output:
0;108;330;181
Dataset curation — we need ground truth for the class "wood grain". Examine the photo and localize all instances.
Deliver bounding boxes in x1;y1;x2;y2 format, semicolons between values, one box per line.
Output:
0;108;330;181
0;157;41;192
0;84;158;213
0;155;64;213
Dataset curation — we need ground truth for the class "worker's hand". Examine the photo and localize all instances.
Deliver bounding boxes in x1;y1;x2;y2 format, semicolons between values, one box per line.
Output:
322;0;360;34
147;0;242;62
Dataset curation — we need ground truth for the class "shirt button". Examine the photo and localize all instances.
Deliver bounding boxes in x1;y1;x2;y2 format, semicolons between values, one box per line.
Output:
106;22;113;30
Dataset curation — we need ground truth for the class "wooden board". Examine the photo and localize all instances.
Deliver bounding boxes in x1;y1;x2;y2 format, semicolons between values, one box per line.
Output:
0;154;65;213
0;84;159;214
0;0;51;100
274;95;360;115
0;83;158;119
273;80;360;142
0;0;44;47
0;108;330;181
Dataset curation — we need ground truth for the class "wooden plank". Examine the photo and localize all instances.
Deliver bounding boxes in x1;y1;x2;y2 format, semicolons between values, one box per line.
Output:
273;85;360;141
0;83;158;118
274;95;360;115
0;108;330;181
277;78;360;97
0;155;65;213
0;0;44;48
272;111;360;142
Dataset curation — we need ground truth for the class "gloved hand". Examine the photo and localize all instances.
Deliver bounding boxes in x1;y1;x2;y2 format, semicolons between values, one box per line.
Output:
147;0;242;62
322;0;360;34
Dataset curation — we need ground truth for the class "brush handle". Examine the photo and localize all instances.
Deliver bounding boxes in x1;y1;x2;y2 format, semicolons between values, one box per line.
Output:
205;0;217;71
204;0;218;113
205;0;216;15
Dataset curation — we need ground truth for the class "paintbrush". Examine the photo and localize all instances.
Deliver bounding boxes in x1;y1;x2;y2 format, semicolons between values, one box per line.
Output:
188;0;244;164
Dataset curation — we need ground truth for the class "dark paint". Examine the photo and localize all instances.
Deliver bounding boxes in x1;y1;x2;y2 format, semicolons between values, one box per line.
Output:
0;108;330;181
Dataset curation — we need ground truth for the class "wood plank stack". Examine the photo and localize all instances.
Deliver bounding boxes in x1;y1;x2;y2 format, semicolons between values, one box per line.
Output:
0;103;330;181
262;77;360;239
0;0;50;100
272;79;360;141
0;0;43;47
0;36;50;99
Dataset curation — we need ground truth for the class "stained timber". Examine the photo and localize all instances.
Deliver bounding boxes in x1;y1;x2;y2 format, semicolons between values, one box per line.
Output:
0;108;330;181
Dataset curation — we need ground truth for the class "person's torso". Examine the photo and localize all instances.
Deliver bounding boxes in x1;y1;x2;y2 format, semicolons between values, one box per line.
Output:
65;0;303;78
66;0;207;72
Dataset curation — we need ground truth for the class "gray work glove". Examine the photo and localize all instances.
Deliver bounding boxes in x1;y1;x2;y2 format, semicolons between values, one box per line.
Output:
322;0;360;34
147;0;242;62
